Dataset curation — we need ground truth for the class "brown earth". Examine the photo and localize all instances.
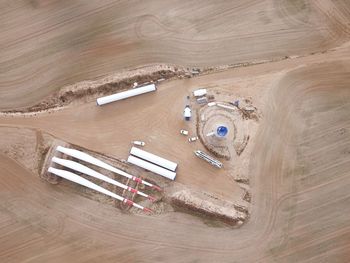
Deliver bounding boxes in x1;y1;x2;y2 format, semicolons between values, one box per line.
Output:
1;1;350;262
2;64;191;114
1;47;350;262
0;126;244;224
1;0;350;110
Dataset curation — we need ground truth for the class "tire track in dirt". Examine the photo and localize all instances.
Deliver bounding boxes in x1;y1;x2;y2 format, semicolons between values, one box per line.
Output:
2;0;350;110
1;49;350;262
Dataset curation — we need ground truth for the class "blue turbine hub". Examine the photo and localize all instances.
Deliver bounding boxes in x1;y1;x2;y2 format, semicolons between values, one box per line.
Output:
216;126;228;137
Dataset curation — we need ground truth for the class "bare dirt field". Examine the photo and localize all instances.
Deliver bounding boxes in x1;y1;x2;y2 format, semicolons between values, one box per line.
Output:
1;0;350;110
1;1;350;262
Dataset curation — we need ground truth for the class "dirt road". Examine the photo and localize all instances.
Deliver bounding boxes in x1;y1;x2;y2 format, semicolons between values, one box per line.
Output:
1;0;350;110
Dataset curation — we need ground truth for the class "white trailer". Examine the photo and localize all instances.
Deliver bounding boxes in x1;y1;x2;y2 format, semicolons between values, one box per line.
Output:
52;157;156;201
56;146;161;191
48;167;152;212
96;84;156;106
193;89;207;97
127;155;177;181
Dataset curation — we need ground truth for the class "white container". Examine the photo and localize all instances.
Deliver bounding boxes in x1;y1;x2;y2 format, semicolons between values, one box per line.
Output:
130;147;177;172
127;155;176;180
96;84;156;106
193;89;207;97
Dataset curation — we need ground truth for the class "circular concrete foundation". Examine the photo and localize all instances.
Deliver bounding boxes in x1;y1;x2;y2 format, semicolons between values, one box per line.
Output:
197;102;251;160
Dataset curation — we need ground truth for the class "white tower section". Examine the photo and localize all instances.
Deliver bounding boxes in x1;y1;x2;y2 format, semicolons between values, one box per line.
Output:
96;84;156;106
130;147;177;171
127;155;176;180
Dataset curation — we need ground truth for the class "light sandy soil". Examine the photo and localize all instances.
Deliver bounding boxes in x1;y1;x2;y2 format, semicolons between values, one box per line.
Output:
1;1;350;262
1;0;350;110
1;46;350;262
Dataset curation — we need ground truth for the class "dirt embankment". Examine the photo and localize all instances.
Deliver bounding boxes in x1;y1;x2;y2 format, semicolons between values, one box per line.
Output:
170;189;248;227
0;48;329;116
1;64;193;115
1;46;339;116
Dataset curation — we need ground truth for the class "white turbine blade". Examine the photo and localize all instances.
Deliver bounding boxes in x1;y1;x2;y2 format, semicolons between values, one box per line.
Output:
48;167;124;202
52;157;150;199
48;167;152;212
56;146;131;179
56;146;160;191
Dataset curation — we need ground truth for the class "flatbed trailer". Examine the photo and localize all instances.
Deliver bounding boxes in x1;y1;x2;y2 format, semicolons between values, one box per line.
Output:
194;150;223;168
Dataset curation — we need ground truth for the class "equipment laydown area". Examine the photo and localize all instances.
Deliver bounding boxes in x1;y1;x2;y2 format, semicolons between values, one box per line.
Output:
1;1;350;262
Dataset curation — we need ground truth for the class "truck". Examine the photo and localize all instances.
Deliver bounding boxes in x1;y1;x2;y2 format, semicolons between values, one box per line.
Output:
183;105;192;121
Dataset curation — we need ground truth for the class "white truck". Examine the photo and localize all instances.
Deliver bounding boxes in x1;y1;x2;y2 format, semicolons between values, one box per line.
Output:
183;105;192;121
132;141;145;147
180;129;189;135
188;136;198;142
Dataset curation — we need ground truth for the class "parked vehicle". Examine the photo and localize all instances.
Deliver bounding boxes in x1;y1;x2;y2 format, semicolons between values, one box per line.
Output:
188;136;198;142
180;129;189;136
183;105;192;121
132;141;145;147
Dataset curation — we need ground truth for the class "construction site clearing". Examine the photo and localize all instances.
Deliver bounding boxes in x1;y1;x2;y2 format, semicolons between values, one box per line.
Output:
0;73;259;226
2;50;350;261
1;1;350;261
